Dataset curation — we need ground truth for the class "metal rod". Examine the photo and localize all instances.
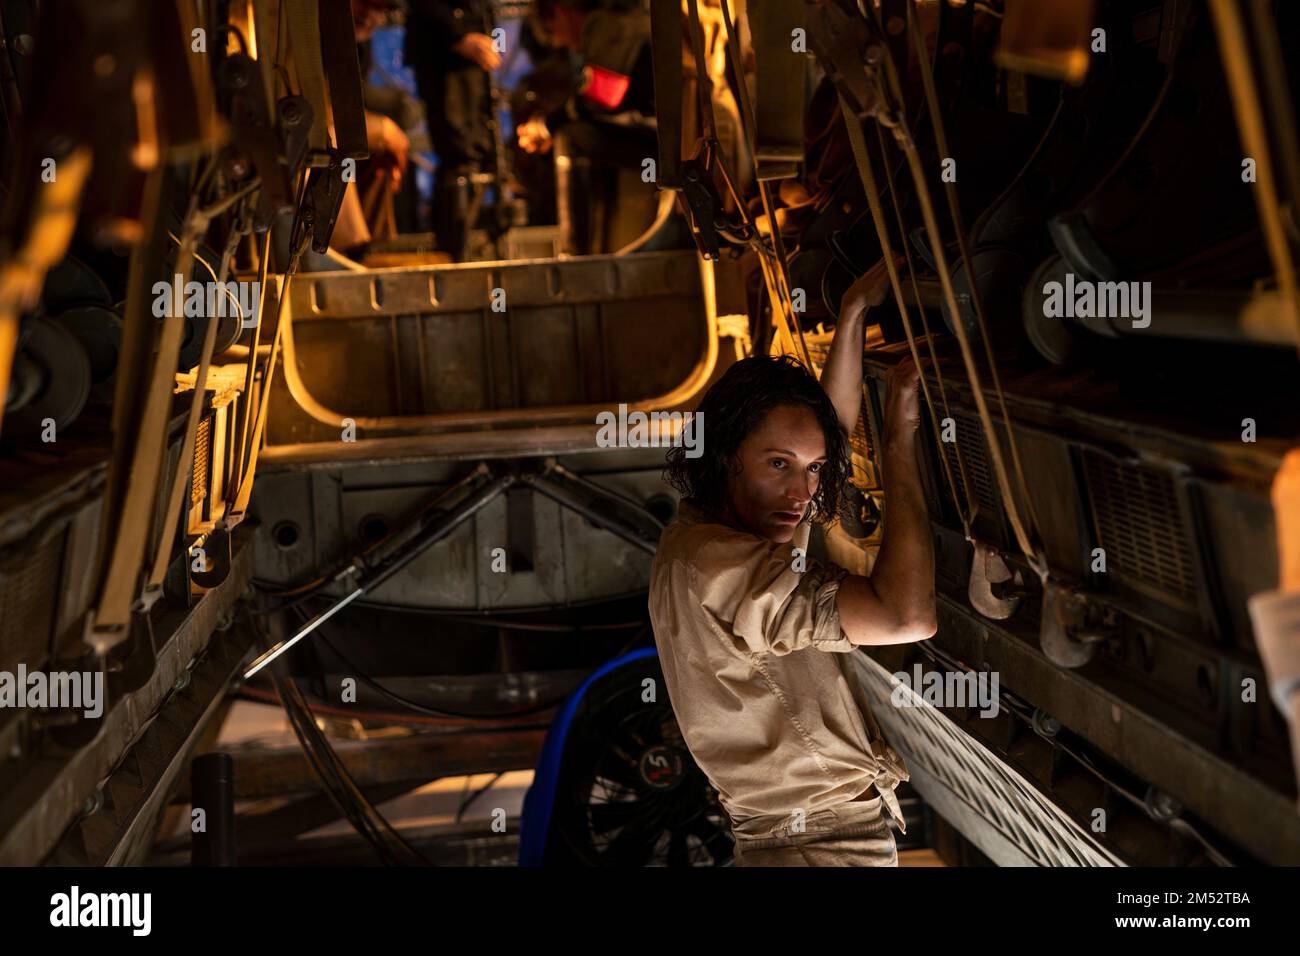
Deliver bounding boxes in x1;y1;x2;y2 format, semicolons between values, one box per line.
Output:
244;588;364;678
524;474;661;555
244;472;515;678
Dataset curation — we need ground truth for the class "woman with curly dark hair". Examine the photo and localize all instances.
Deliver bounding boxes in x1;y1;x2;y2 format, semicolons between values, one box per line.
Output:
648;257;936;867
661;352;856;540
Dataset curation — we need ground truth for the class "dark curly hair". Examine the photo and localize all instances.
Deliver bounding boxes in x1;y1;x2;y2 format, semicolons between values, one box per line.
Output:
663;354;852;525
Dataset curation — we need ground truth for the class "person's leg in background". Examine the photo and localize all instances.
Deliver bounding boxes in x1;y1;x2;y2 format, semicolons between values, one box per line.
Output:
554;120;661;254
416;60;492;261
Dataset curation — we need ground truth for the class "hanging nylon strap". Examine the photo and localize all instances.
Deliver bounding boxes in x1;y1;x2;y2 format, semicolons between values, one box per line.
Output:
839;94;977;542
706;0;811;367
869;10;1048;579
86;172;198;652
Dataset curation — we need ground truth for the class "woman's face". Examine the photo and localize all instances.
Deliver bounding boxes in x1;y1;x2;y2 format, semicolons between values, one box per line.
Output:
723;403;827;543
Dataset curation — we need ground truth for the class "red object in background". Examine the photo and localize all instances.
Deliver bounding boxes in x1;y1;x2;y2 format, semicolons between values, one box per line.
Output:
579;64;632;110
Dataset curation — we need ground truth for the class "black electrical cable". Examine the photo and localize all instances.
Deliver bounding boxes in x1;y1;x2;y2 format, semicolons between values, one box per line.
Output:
456;772;504;823
276;589;649;633
437;615;644;633
260;586;652;622
232;685;554;729
283;670;430;865
287;603;652;721
269;667;401;864
247;606;430;865
318;634;579;721
288;677;431;866
265;643;395;860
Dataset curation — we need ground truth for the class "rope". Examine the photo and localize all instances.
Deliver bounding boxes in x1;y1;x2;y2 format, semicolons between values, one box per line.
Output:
838;93;977;541
867;3;1049;580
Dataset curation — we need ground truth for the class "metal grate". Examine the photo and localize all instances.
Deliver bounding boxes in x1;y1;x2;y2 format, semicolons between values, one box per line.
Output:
0;536;63;671
1082;451;1198;603
940;411;1000;521
192;417;211;507
852;400;874;462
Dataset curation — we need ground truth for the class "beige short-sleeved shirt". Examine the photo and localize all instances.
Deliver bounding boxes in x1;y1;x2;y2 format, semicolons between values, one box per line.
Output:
648;500;909;839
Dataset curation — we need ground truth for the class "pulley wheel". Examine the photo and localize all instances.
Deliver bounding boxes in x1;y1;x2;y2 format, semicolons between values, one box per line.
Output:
5;315;92;439
41;256;113;313
947;244;1026;340
173;242;246;369
178;309;243;371
1022;254;1078;365
54;305;123;386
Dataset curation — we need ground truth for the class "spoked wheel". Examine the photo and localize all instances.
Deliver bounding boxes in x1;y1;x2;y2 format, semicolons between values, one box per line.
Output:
547;657;733;866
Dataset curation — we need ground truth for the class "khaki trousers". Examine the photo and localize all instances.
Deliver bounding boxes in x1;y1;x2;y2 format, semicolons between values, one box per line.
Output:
731;796;899;867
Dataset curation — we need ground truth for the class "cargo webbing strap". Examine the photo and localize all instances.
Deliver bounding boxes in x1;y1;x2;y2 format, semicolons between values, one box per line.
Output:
681;0;785;357
696;0;809;367
649;0;684;188
142;207;250;604
874;119;978;534
230;4;356;507
684;0;718;145
226;172;313;526
317;0;369;160
838;94;976;542
276;0;369;162
0;315;15;440
253;0;285;106
716;0;884;449
747;0;804;175
228;229;273;505
228;269;294;521
283;0;328;154
86;172;199;653
1208;0;1300;359
871;2;1047;580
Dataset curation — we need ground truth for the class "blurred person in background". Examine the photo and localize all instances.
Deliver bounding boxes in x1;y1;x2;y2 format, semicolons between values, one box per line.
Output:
516;0;657;253
331;0;415;255
405;0;502;260
355;0;424;235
